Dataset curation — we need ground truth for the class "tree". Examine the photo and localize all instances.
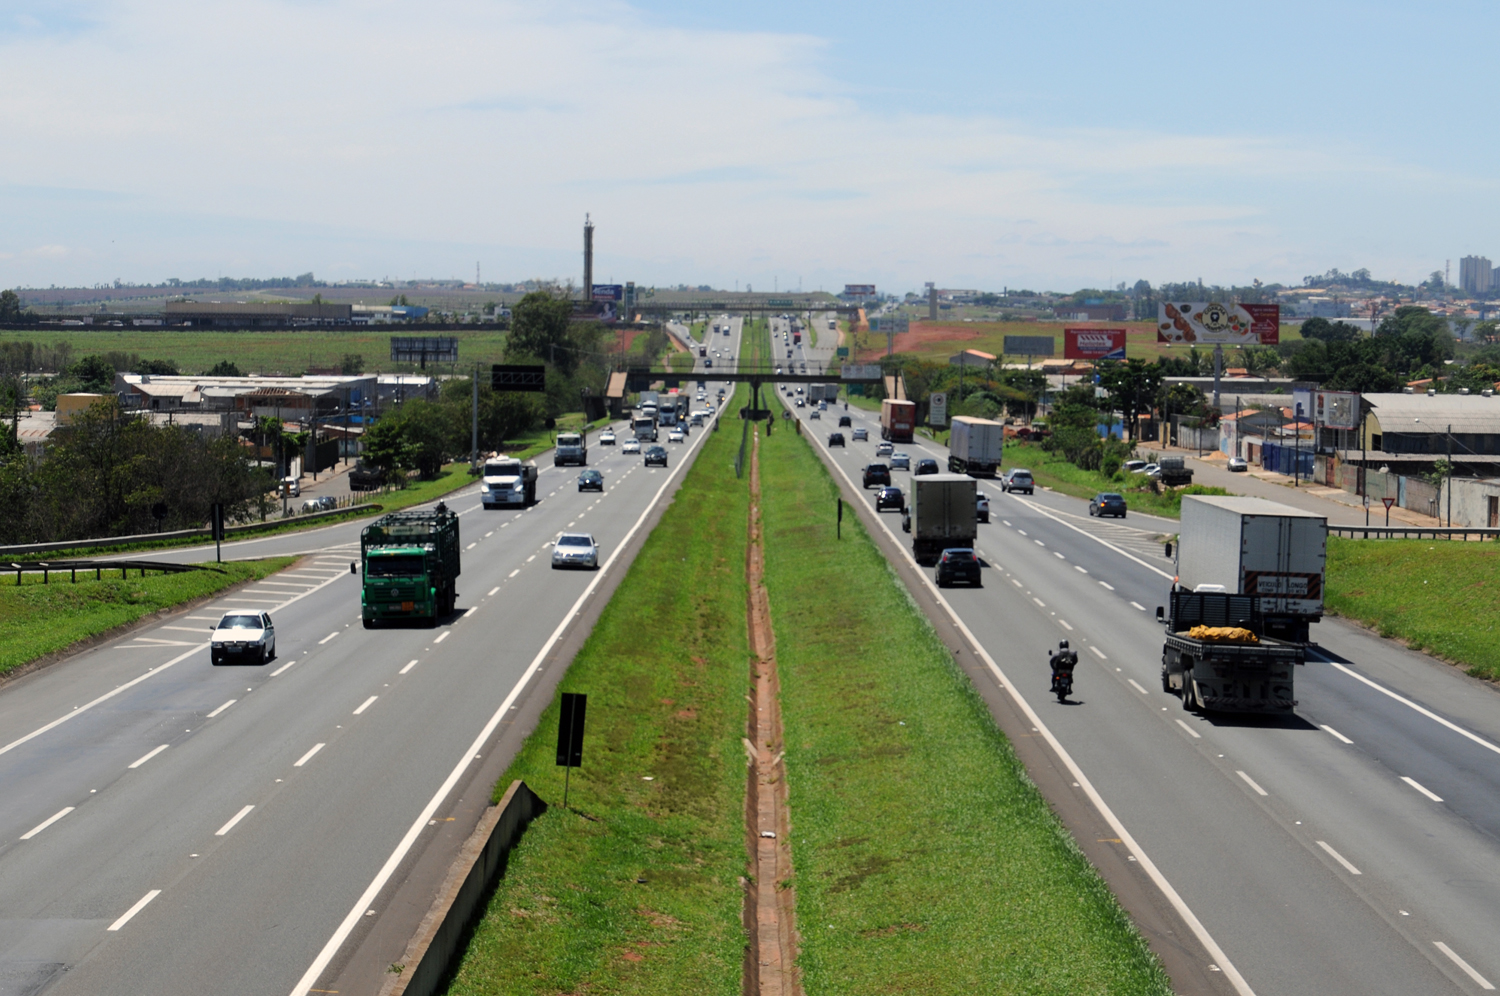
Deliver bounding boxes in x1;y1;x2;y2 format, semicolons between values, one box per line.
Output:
1300;317;1362;343
1324;362;1401;394
340;353;365;375
0;289;24;322
1097;358;1161;441
505;291;577;374
207;360;243;377
70;355;117;393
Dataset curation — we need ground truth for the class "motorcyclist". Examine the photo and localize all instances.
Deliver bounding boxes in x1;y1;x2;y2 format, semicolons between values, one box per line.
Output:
1049;640;1078;693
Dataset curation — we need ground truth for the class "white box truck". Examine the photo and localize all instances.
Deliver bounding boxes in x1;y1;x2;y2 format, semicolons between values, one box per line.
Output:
947;415;1005;477
903;473;978;565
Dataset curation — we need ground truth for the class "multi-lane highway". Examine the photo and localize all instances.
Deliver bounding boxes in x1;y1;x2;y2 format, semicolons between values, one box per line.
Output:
0;318;745;995
779;324;1500;995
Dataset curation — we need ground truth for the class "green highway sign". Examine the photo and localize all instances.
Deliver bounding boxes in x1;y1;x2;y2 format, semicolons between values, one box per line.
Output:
836;347;850;358
766;298;794;308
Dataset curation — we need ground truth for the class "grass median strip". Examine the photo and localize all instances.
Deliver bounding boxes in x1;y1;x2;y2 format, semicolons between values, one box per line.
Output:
445;391;753;996
0;557;295;677
754;422;1173;994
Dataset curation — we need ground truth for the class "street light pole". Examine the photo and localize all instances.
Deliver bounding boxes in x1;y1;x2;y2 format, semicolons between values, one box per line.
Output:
1448;423;1453;527
1294;401;1303;487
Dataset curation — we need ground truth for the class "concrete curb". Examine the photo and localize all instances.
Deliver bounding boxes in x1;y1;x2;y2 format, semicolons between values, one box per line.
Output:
377;780;548;996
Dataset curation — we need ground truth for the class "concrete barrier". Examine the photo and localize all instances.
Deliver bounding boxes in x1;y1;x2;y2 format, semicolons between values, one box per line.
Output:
378;780;548;996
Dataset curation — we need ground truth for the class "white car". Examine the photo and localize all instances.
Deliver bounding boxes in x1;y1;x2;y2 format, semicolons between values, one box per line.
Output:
599;430;616;445
622;439;642;454
552;533;600;570
852;427;868;441
210;610;276;665
890;452;910;470
876;442;894;457
668;428;685;443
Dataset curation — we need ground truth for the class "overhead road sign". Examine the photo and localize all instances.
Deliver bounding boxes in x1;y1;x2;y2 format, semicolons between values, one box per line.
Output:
1157;302;1280;344
841;364;882;381
491;364;547;392
390;336;458;364
767;298;794;308
1065;328;1126;361
1004;335;1055;357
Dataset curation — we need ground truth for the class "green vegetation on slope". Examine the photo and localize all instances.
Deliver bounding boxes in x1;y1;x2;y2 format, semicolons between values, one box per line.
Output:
1326;538;1500;681
755;423;1174;995
1004;440;1229;519
0;557;296;676
444;390;752;996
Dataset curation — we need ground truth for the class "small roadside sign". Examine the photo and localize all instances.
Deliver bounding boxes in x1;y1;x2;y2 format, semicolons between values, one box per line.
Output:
1382;496;1395;526
929;392;948;427
556;692;588;807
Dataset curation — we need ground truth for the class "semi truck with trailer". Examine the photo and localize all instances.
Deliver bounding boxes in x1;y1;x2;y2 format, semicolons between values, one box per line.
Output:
480;456;538;509
902;473;978;565
880;398;917;443
554;429;587;466
361;505;461;627
947;415;1005;477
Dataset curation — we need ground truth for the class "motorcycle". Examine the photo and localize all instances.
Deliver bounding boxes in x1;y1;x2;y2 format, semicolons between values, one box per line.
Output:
1049;644;1077;702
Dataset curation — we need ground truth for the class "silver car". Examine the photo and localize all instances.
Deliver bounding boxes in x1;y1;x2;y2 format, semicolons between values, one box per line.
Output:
622;439;642;454
852;427;868;441
889;452;911;471
551;533;600;570
210;610;276;665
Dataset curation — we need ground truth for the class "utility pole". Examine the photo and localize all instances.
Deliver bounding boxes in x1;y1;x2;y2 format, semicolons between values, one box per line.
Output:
1362;404;1369;525
471;362;480;471
1448;424;1453;527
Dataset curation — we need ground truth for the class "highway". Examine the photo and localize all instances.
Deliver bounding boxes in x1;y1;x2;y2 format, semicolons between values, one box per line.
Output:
0;317;745;996
777;319;1500;995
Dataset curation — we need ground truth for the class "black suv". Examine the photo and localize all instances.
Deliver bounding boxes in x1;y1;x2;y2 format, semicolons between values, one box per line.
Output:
838;415;852;427
828;433;846;447
914;458;940;476
862;463;891;488
935;548;982;587
875;486;905;512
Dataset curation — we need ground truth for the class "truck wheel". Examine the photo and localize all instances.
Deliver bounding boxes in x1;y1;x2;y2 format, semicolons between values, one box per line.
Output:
363;619;373;630
1182;678;1198;712
1161;663;1171;693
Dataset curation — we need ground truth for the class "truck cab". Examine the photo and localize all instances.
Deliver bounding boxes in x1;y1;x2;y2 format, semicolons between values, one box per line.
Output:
481;458;537;508
361;506;461;627
554;431;587;467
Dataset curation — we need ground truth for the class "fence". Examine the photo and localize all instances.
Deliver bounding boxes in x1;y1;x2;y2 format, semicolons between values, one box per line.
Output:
1332;525;1498;541
1258;441;1315;479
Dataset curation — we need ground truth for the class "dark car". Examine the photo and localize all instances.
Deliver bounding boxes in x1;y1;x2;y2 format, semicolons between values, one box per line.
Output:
838;415;852;427
828;432;846;447
875;486;905;512
577;469;604;492
644;445;668;467
914;458;940;476
935;548;982;588
1089;492;1127;518
1000;468;1034;494
862;463;891;488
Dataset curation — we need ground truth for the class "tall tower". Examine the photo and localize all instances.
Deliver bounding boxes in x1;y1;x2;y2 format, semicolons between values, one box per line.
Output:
926;282;937;321
583;214;594;301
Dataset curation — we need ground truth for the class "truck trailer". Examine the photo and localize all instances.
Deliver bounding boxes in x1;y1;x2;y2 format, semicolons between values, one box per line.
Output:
361;505;461;627
947;415;1005;477
1158;590;1303;713
903;473;977;565
880;398;917;443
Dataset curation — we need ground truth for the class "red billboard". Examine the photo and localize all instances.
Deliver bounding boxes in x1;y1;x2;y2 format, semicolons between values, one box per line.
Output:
1243;304;1280;344
1064;327;1126;361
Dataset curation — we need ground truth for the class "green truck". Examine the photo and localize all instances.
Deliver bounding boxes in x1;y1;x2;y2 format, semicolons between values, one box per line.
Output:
361;504;460;627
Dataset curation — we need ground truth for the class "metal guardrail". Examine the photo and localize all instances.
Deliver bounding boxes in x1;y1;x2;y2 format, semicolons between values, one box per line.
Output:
1331;525;1500;541
6;559;226;584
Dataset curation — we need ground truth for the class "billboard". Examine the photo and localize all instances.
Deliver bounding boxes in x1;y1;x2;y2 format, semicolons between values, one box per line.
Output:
872;315;909;335
1314;390;1360;430
840;364;882;380
1157;302;1280;344
1065;327;1126;361
390;336;457;364
1004;335;1055;357
843;284;876;297
591;284;624;302
491;364;547;393
929;391;948;427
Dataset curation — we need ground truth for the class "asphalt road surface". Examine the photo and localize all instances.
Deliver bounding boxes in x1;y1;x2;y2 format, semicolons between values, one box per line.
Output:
0;319;745;995
786;357;1500;995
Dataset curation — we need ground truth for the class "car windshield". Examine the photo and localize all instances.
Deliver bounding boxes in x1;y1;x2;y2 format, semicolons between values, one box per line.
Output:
944;550;976;562
367;555;426;577
580;471;601;481
484;463;521;477
1100;493;1123;501
218;614;262;629
558;535;592;547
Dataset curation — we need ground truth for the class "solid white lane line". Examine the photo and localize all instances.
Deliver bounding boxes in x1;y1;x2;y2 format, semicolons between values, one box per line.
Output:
1235;770;1269;796
1013;496;1175;579
508;569;519;578
1316;840;1361;875
107;890;161;931
318;631;339;645
1175;719;1201;738
128;744;169;768
1401;776;1444;802
1130;601;1147;611
487;586;500;596
288;407;724;996
270;659;297;677
353;695;378;715
434;632;449;644
215;805;254;836
399;659;418;674
1099;581;1115;591
1090;646;1108;660
1434;942;1496;990
20;807;75;840
1127;678;1148;694
1326;660;1500;759
294;743;325;767
1075;565;1088;573
206;699;237;718
1320;724;1353;744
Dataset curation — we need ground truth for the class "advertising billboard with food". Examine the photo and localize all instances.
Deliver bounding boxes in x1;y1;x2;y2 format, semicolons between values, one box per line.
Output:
1314;390;1360;430
1064;328;1126;361
1157;303;1280;344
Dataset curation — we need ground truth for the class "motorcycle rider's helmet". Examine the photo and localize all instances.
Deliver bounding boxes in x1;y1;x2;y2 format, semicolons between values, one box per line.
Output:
1058;640;1069;650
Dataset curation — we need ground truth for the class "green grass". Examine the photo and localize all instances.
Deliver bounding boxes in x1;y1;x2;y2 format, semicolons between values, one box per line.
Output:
1003;441;1228;519
754;423;1173;995
0;557;296;676
443;387;754;996
1327;538;1500;681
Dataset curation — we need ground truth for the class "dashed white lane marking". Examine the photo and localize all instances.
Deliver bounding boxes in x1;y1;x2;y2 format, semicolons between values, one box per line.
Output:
1002;520;1012;527
1321;724;1353;744
1017;529;1027;536
1175;719;1201;738
434;632;450;644
1126;678;1148;694
526;555;536;563
318;631;339;645
1434;942;1495;990
1401;776;1444;802
1053;551;1065;559
270;659;297;677
508;569;519;578
20;807;75;840
1011;578;1022;587
464;607;476;618
568;521;576;527
206;699;237;719
294;743;325;767
1316;840;1361;875
485;531;494;538
466;542;477;550
1236;770;1269;796
215;805;255;836
1130;601;1147;611
1099;581;1115;591
353;695;378;715
1075;565;1088;574
1034;540;1045;547
128;744;169;769
487;586;500;596
107;890;161;931
1089;646;1108;660
1059;619;1073;630
400;659;418;674
1032;597;1045;608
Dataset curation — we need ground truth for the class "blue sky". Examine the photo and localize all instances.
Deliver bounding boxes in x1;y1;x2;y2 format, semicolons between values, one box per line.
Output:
2;0;1496;294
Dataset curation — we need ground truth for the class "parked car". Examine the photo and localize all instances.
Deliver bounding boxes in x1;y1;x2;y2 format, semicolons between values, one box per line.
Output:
644;445;668;467
210;610;276;666
1000;468;1034;494
668;428;685;443
599;430;616;445
578;469;604;492
1135;463;1161;478
828;432;846;447
876;442;894;457
1122;459;1147;473
862;463;891;488
889;451;910;470
935;548;982;588
976;492;990;523
852;427;868;442
622;439;642;454
1227;456;1249;472
838;415;852;427
281;476;300;498
551;532;600;570
300;498;325;513
875;486;905;512
914;458;939;476
1089;492;1128;518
